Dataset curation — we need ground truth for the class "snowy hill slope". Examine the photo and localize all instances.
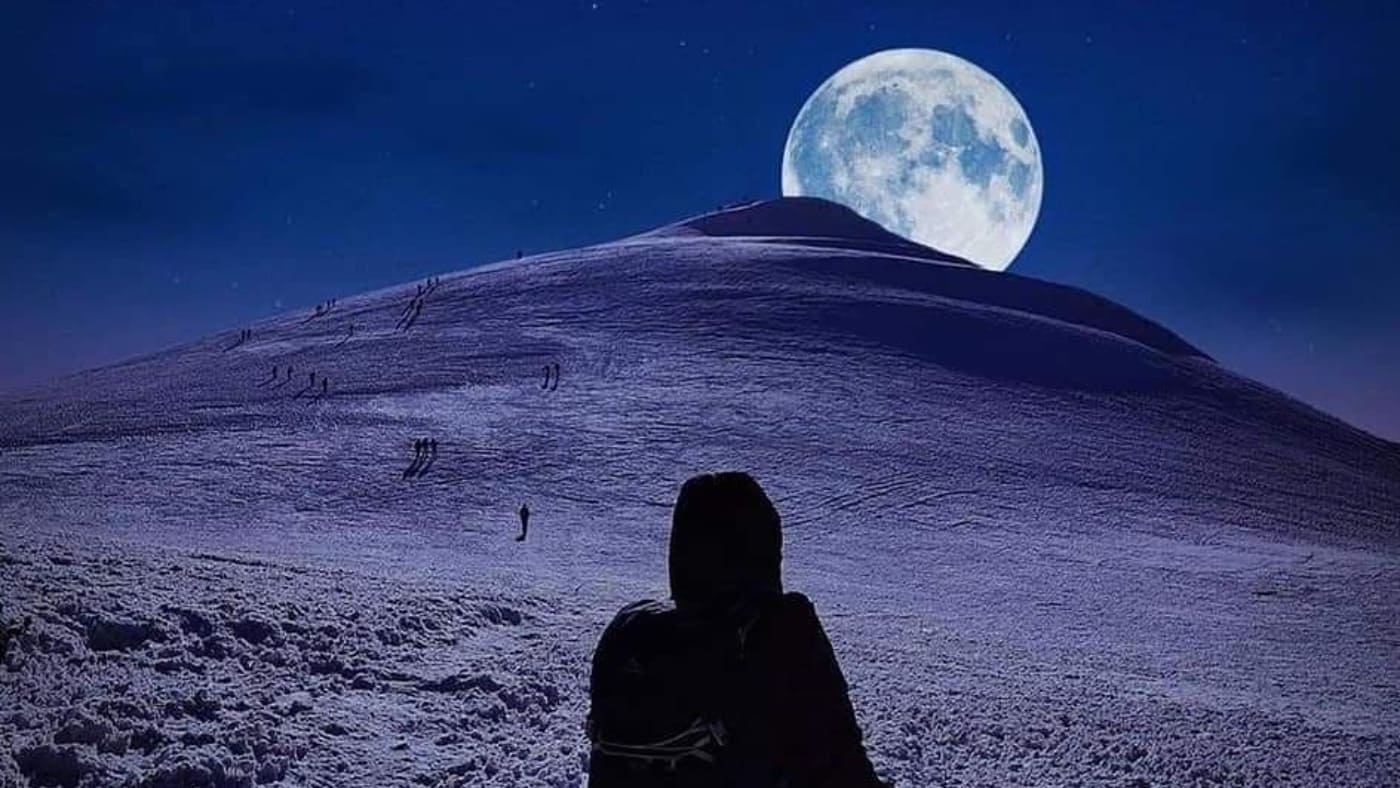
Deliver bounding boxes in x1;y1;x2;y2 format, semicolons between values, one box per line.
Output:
2;197;1398;786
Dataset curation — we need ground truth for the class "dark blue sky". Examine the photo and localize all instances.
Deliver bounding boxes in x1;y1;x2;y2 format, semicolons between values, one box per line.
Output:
2;1;1396;438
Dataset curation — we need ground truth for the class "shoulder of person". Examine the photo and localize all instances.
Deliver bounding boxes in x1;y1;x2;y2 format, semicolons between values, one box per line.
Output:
608;598;673;626
754;592;823;638
600;598;675;637
773;591;818;619
595;599;662;654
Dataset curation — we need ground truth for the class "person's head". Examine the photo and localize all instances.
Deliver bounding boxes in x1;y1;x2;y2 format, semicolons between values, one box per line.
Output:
669;472;782;611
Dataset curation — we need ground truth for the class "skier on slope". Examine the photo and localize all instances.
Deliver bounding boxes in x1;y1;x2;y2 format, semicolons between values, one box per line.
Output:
587;472;888;787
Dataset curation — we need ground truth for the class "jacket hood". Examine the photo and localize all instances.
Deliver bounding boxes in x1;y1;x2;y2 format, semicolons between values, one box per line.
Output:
668;472;783;612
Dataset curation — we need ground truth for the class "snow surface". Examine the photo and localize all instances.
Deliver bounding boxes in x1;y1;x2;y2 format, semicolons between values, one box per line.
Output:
2;197;1398;786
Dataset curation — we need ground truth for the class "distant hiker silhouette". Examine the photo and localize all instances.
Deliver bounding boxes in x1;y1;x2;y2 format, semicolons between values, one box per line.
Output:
515;250;523;260
414;438;438;478
403;439;425;478
321;378;329;396
550;362;560;392
542;365;552;390
587;472;888;787
516;503;530;542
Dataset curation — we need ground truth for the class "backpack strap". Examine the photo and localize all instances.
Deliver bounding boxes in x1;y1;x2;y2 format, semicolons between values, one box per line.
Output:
589;717;729;768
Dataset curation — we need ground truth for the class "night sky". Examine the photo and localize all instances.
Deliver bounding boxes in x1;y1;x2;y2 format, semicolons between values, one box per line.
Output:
2;2;1396;438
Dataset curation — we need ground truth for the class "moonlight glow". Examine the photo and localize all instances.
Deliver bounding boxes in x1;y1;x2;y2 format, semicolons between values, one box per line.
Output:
782;49;1043;271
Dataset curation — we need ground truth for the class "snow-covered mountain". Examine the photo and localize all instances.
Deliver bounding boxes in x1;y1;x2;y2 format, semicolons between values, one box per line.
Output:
2;197;1397;786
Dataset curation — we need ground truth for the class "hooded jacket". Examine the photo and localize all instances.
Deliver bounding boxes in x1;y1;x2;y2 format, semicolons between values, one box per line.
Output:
593;472;888;787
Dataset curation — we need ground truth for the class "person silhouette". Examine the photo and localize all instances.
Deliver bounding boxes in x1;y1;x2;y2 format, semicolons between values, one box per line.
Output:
550;362;560;392
414;438;438;478
516;503;530;542
404;439;424;479
587;472;887;786
321;378;329;396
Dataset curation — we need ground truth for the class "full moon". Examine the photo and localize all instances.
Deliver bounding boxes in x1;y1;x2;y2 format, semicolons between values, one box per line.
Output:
782;49;1043;271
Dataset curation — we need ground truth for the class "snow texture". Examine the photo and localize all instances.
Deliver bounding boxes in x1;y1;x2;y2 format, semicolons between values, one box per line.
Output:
2;197;1398;786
